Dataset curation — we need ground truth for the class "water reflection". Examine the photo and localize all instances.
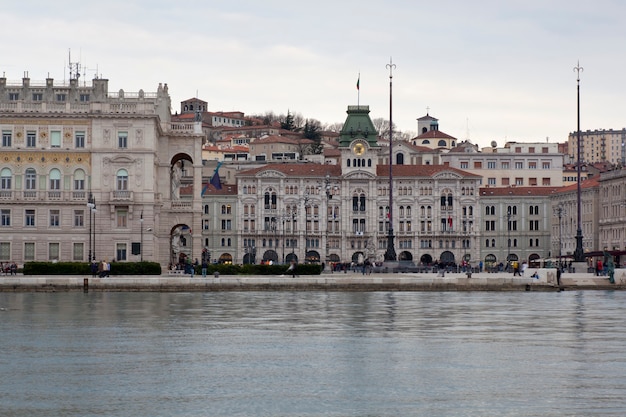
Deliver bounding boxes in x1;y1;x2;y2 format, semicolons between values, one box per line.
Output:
1;291;626;416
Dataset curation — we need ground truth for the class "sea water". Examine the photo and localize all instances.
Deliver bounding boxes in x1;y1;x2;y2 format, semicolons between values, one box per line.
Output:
1;291;625;416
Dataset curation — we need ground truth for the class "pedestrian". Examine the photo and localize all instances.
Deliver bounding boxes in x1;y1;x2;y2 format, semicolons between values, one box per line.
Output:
556;267;562;286
90;260;98;278
287;260;296;278
201;259;208;278
521;261;527;276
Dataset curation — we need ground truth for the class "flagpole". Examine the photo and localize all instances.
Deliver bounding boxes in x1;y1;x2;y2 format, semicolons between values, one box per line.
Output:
357;72;360;107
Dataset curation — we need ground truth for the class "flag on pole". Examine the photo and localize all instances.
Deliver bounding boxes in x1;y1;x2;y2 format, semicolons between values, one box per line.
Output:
202;161;223;196
210;170;222;190
356;75;360;90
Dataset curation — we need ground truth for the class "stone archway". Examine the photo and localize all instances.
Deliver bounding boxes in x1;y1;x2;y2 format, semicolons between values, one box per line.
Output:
170;153;194;201
262;249;278;263
420;253;433;266
440;250;455;265
218;253;233;264
305;250;320;264
398;251;413;261
170;224;192;268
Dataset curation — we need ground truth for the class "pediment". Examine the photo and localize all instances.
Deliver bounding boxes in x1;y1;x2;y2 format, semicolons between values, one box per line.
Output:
256;169;287;178
343;170;376;179
432;170;462;180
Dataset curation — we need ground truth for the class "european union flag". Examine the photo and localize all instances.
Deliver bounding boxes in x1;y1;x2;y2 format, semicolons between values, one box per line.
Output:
210;171;222;190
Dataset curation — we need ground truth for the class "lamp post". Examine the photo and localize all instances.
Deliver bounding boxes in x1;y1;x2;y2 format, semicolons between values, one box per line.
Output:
324;174;332;270
506;207;513;270
574;61;585;262
302;191;311;264
384;57;397;261
140;210;144;262
281;211;285;264
555;204;566;268
87;193;96;261
291;208;296;260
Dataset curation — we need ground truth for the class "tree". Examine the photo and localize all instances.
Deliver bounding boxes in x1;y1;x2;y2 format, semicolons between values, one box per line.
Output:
280;110;296;131
303;119;323;154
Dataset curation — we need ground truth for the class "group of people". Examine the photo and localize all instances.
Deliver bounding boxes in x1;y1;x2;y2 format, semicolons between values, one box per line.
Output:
91;260;111;278
1;261;18;275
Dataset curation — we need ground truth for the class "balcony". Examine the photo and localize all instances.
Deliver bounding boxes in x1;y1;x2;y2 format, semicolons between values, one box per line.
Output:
110;190;133;201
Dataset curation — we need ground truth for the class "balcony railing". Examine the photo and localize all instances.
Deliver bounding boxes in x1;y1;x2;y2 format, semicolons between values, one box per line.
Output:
111;190;133;201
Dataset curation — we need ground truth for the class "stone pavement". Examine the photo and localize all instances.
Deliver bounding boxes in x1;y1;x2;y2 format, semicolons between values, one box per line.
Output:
0;269;623;292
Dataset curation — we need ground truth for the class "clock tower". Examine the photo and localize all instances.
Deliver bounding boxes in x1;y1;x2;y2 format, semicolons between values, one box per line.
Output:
338;105;380;176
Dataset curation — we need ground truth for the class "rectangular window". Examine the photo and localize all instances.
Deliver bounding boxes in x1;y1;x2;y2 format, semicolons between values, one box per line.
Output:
460;161;469;169
74;178;85;190
116;243;127;261
515;178;524;185
26;131;36;147
74;210;84;227
487;161;496;169
473;161;482;169
73;243;83;261
56;94;66;102
2;130;12;147
1;209;10;226
542;178;551;186
515;162;523;169
25;209;35;227
50;130;61;148
32;93;43;101
116;210;128;228
0;242;10;260
50;210;60;227
501;177;510;186
24;242;35;261
501;162;510;169
529;178;538;186
8;93;19;101
528;162;537;169
488;178;496;185
49;242;59;261
80;94;90;102
528;147;535;153
542;162;550;169
75;131;85;148
118;131;128;149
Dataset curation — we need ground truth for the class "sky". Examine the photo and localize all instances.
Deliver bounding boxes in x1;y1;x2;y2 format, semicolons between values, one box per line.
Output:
2;0;625;148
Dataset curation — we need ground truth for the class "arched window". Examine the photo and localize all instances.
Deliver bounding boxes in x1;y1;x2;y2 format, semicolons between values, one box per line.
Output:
1;168;12;190
73;169;85;190
205;205;210;215
49;168;61;190
25;168;36;190
422;139;430;145
438;140;446;147
396;153;404;165
264;188;277;209
116;169;128;191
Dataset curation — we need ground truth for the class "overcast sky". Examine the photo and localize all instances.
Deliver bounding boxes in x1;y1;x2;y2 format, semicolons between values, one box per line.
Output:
2;1;625;148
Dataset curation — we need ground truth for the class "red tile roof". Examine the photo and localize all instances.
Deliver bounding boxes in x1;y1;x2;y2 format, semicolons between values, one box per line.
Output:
479;186;564;197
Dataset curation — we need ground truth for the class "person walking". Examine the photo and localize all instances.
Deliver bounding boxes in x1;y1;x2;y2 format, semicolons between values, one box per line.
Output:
201;259;208;278
287;260;297;278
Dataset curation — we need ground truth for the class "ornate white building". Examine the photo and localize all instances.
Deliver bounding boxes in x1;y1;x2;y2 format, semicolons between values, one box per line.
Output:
0;73;205;269
234;105;482;267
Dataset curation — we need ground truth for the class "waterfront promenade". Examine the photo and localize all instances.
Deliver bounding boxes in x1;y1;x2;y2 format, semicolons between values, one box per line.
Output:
0;269;623;292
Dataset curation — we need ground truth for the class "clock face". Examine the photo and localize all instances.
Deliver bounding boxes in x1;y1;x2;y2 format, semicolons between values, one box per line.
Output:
352;143;365;156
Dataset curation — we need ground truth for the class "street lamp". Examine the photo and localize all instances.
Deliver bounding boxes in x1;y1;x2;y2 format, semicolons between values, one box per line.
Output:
323;174;333;270
554;204;566;268
302;191;311;264
140;210;144;262
87;193;96;261
573;61;585;262
506;206;514;270
280;209;288;264
384;57;397;261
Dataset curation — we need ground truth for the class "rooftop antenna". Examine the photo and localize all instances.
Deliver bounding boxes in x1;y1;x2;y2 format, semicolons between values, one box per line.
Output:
68;49;81;81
